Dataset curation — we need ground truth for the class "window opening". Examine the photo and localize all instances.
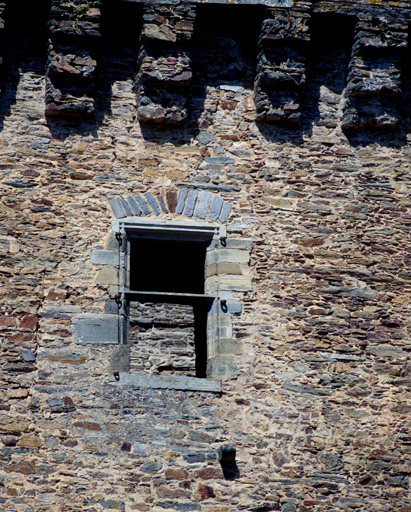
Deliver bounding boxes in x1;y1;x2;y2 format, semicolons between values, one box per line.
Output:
129;238;207;294
123;226;216;379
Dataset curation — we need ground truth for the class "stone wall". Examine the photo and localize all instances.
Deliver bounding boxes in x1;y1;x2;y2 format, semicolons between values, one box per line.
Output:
1;1;411;512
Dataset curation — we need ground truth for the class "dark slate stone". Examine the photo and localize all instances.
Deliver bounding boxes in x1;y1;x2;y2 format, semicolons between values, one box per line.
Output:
204;156;235;165
157;195;169;214
318;452;344;470
105;299;119;314
219;202;232;223
120;198;134;217
158;503;201;511
209;195;224;221
197;133;216;145
42;306;82;319
99;500;125;510
145;193;161;215
127;196;142;216
108;198;127;219
176;188;188;214
183;452;206;463
21;350;36;362
282;505;297;512
141;462;162;474
184;189;198;217
135;194;151;215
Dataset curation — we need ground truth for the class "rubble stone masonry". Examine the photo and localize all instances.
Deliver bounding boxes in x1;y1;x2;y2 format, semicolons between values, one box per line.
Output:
0;1;410;511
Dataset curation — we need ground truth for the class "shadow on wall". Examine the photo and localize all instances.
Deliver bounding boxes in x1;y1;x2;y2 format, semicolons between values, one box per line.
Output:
0;2;410;148
139;4;264;146
0;0;50;134
46;0;143;140
256;12;409;148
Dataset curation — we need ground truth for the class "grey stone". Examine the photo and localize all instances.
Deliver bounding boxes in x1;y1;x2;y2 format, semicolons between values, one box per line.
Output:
91;250;118;265
224;301;242;314
366;344;407;358
209;195;224;221
197;133;216;145
206;249;250;264
176;188;188;214
108;198;127;219
111;345;131;372
99;500;125;511
21;349;36;362
184;189;198;217
141;462;162;474
219;202;232;223
120;198;134;217
73;314;119;344
318;452;344;470
106;373;222;393
220;85;244;93
48;398;62;407
209;301;241;315
127;196;142;216
204;157;235;165
178;183;240;193
194;191;212;220
43;306;82;319
133;443;148;454
208;238;253;251
207;356;238;381
105;299;119;314
145;193;161;215
135;194;151;215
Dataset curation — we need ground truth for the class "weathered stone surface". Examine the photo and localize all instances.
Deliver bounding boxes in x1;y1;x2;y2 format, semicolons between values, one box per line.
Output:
1;2;411;512
17;434;43;449
73;314;119;344
106;373;222;392
91;249;118;265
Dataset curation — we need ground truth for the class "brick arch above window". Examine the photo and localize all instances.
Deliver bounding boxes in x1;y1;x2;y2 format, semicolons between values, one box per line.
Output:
108;187;232;224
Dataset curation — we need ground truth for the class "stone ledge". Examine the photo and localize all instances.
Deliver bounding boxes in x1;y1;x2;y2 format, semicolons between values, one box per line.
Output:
105;373;222;393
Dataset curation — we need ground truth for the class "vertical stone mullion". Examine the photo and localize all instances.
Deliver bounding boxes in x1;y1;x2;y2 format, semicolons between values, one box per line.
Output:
254;5;310;126
135;3;196;126
45;0;101;119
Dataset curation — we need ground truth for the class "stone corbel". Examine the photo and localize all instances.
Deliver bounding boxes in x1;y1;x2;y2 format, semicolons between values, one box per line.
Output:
254;4;310;126
135;3;196;126
45;0;101;119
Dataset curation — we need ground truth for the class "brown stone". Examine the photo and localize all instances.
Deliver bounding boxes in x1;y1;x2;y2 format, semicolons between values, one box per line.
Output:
6;388;29;399
73;421;102;431
165;468;189;480
0;315;16;327
0;416;30;435
197;484;215;501
17;434;43;449
19;315;38;330
4;460;36;475
195;467;224;480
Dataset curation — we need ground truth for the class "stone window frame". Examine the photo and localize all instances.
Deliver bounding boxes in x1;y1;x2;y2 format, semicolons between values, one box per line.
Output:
114;218;232;391
74;211;251;394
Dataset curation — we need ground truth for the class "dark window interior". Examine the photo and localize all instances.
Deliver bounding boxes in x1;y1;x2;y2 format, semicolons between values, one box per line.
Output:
128;237;209;378
129;238;207;294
